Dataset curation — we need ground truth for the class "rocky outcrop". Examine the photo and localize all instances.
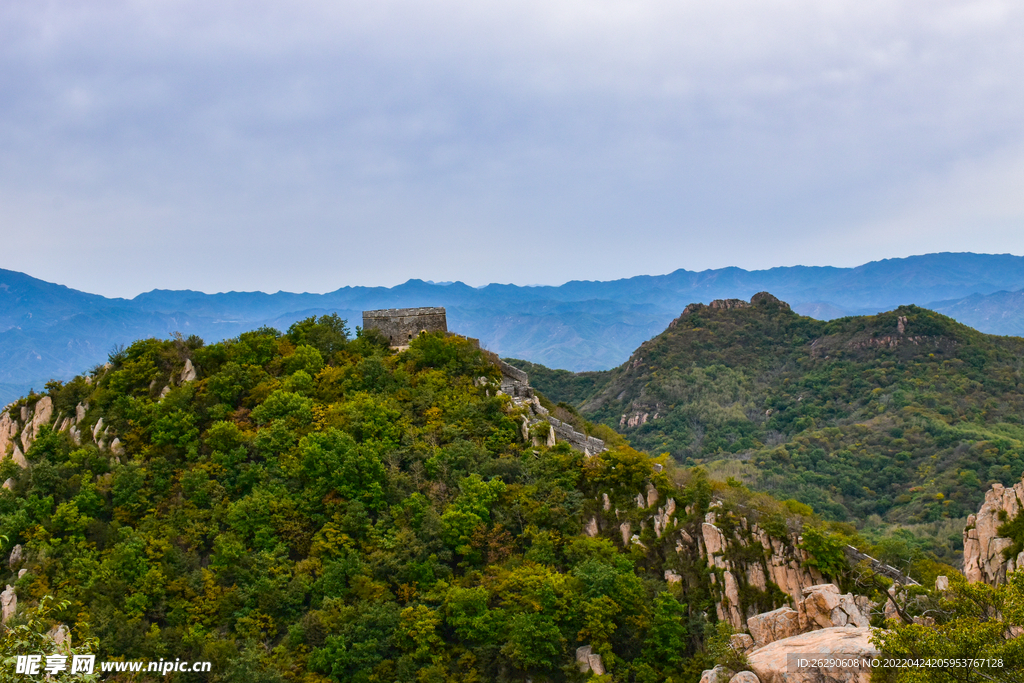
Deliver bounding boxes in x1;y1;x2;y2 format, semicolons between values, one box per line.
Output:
747;607;800;649
12;445;28;469
743;584;871;650
1;585;16;624
575;645;605;675
179;358;197;383
700;665;730;683
0;410;18;459
729;673;760;683
718;585;875;683
963;473;1024;585
698;510;826;629
730;633;755;653
746;627;878;683
798;584;870;631
27;396;53;445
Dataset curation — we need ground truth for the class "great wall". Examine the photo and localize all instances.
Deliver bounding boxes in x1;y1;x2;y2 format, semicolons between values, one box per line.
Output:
363;306;608;457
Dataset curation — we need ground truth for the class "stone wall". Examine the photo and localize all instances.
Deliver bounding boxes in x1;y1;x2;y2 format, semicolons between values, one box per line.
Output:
548;415;606;455
497;359;531;399
362;307;448;347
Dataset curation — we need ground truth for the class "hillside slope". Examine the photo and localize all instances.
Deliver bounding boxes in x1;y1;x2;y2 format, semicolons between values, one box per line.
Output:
520;294;1024;529
1;319;873;682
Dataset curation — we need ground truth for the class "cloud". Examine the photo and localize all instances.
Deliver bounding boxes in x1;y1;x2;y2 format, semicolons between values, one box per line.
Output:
1;0;1022;295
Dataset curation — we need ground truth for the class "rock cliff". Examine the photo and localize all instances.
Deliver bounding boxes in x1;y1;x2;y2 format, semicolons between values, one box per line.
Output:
963;473;1024;585
696;507;826;630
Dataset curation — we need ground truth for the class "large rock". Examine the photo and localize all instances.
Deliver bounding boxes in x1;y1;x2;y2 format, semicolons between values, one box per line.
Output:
963;475;1024;585
722;571;743;627
28;397;53;446
700;665;730;683
731;633;755;652
729;673;760;683
0;411;17;459
179;358;197;383
747;627;879;683
800;584;841;630
747;607;800;648
702;522;727;568
575;645;605;675
1;585;16;624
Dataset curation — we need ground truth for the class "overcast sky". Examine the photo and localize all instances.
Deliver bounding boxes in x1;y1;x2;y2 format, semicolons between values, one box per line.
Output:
1;0;1023;297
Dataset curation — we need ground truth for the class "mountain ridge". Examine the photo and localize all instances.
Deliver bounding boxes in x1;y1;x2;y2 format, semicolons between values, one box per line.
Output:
5;251;1024;405
513;292;1024;548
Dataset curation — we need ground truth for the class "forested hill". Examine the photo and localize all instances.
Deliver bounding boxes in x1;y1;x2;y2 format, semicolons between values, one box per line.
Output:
1;317;867;682
512;293;1024;531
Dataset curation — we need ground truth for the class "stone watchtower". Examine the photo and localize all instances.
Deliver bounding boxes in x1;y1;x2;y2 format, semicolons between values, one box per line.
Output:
362;307;448;348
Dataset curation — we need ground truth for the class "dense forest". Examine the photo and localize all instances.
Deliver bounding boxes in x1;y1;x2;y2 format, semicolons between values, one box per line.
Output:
0;316;884;682
512;294;1024;563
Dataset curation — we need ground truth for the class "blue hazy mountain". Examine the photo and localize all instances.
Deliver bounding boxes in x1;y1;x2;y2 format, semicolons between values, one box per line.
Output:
4;251;1024;405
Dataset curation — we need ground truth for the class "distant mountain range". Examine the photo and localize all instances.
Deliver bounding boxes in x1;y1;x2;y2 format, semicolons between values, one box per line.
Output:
4;251;1024;405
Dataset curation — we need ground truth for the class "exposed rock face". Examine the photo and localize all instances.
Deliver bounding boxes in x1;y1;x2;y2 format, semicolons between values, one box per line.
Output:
731;633;756;654
180;358;197;383
0;410;17;458
722;571;743;626
747;627;878;683
700;665;730;683
27;396;53;445
575;645;605;675
8;544;22;566
1;585;16;624
963;474;1024;585
12;445;27;469
92;417;105;442
653;498;676;537
729;673;760;683
585;517;599;537
698;511;826;630
747;607;800;649
800;584;841;630
741;584;872;655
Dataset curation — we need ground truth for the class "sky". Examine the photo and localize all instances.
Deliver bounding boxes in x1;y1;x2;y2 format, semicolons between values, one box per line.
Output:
1;0;1023;298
